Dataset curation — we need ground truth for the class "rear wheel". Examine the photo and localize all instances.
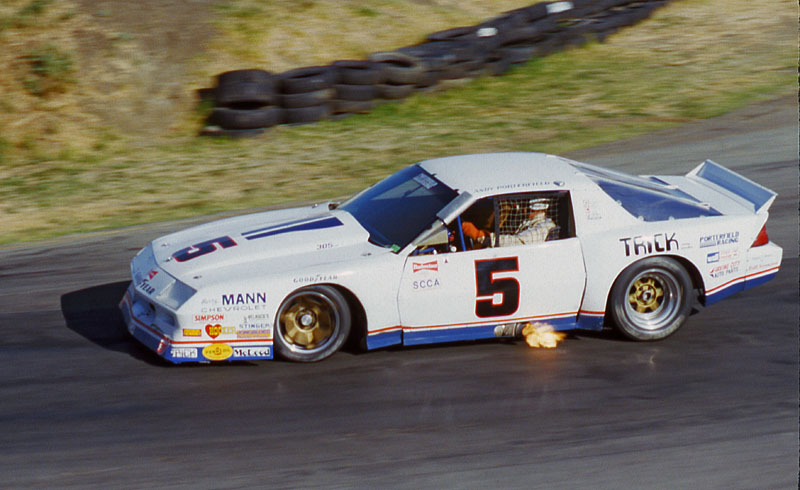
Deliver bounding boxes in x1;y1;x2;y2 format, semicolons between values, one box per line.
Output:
609;257;692;341
275;285;351;362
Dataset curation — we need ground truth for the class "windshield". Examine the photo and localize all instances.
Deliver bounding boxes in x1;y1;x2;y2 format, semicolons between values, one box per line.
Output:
340;165;458;251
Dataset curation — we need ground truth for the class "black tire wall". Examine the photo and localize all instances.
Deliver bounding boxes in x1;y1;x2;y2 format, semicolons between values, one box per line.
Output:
202;0;673;135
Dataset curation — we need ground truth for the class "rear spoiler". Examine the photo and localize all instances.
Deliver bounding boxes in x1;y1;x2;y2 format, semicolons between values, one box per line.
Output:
686;160;776;214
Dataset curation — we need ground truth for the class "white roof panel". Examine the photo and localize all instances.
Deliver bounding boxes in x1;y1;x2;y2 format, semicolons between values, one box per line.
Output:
418;152;585;197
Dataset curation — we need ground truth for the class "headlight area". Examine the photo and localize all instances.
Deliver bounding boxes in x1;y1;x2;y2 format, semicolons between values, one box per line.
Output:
120;284;181;354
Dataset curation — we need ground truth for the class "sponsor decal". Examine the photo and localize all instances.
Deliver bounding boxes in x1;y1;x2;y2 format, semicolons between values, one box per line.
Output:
707;249;739;264
413;260;438;273
222;292;267;305
496;181;553;191
293;274;339;284
202;343;233;361
137;281;156;295
183;328;202;337
710;260;740;279
202;304;268;313
700;231;739;248
233;347;271;358
172;236;237;262
720;249;739;261
171;347;198;359
148;269;159;280
412;173;438;189
412;279;441;290
194;313;224;323
237;328;272;339
747;259;780;273
583;199;602;221
619;233;678;257
206;324;222;339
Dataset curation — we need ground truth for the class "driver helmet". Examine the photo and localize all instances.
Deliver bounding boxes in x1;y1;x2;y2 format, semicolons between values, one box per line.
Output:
528;198;549;211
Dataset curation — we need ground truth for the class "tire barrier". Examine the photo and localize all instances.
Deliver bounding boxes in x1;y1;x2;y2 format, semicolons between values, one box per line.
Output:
200;69;284;135
201;0;672;135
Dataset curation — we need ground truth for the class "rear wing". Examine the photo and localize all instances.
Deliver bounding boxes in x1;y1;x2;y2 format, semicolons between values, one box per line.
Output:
686;160;776;214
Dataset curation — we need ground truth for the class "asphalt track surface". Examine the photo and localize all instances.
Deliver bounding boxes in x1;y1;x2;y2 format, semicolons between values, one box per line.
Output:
1;96;797;488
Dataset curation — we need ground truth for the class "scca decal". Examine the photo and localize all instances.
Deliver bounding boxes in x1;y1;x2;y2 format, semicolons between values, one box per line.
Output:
172;236;237;262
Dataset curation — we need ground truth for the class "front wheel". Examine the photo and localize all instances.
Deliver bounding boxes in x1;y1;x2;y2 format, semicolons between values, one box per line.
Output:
609;257;692;341
275;285;351;362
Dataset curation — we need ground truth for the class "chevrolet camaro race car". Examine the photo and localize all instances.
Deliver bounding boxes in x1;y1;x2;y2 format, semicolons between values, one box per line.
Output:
119;153;782;363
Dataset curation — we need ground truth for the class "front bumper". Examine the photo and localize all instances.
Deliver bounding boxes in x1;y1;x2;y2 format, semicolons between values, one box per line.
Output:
119;284;273;363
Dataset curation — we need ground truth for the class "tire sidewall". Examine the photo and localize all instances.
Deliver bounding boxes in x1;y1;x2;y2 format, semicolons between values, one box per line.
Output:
609;257;692;341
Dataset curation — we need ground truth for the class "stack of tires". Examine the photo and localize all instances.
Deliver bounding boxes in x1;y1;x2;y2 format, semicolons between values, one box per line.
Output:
331;60;382;117
369;52;429;99
200;0;673;136
203;69;283;137
276;66;337;124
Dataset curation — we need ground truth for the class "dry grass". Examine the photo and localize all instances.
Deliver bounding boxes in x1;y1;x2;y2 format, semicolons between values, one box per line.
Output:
0;0;796;245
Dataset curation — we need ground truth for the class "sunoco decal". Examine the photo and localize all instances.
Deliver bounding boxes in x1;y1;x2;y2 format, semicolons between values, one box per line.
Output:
203;344;233;361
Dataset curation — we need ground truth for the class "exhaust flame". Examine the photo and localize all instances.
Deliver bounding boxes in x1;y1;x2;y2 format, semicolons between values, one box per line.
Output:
521;322;566;349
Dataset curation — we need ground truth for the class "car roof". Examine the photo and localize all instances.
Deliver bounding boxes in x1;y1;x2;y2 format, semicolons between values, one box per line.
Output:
417;152;587;197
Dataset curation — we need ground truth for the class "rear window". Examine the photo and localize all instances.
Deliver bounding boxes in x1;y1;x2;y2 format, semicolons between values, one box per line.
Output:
571;162;721;222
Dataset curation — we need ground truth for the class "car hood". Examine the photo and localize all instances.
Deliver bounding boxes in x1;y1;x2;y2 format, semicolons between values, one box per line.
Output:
150;205;379;285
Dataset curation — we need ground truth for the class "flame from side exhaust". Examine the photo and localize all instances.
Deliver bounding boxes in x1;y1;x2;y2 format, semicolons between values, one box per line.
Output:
522;322;566;349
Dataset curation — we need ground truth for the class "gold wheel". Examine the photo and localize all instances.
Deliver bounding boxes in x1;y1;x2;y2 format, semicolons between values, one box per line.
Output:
628;277;665;314
275;285;351;362
280;296;335;349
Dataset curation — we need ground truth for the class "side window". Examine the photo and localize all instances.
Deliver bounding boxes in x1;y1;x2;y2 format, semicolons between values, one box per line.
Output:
495;191;573;247
411;191;574;255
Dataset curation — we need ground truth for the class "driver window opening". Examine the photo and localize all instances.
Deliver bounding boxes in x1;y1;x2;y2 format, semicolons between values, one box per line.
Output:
412;192;574;255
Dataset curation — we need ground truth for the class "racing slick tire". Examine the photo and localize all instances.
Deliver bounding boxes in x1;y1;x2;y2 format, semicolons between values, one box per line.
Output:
275;285;352;362
608;257;692;341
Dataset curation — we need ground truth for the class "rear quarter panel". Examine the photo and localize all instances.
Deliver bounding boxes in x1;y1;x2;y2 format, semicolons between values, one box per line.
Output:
573;185;762;319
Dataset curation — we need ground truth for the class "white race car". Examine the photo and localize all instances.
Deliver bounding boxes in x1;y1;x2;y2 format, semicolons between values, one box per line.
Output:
119;153;782;363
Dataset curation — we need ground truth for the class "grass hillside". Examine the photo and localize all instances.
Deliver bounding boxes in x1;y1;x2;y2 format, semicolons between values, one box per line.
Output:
0;0;796;245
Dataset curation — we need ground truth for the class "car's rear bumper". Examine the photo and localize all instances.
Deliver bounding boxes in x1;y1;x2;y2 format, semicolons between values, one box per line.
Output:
704;241;782;306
